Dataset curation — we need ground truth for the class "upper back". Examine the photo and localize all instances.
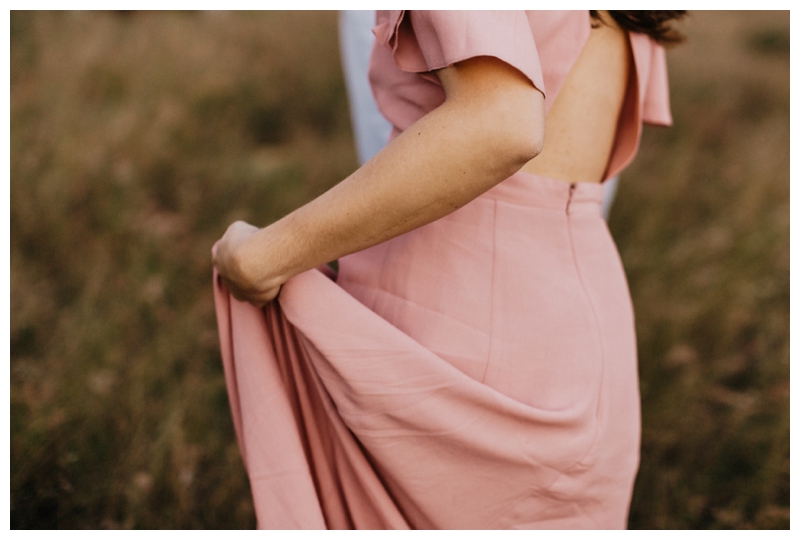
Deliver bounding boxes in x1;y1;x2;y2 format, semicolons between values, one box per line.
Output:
520;11;631;183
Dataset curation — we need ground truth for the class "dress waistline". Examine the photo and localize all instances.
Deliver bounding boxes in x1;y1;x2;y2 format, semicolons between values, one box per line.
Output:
482;170;605;216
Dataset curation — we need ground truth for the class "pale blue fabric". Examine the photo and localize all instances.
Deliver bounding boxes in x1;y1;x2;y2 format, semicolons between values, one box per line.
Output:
339;10;393;165
601;176;618;220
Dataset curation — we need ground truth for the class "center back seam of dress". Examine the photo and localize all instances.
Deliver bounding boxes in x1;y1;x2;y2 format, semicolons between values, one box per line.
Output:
559;204;608;474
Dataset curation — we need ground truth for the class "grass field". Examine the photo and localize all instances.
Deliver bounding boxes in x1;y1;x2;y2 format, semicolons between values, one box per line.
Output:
10;11;789;529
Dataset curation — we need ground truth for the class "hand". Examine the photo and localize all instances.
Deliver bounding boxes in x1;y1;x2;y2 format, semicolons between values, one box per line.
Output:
212;221;282;307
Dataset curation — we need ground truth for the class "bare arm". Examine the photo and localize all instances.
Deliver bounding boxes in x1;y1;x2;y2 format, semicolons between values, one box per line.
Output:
214;56;545;305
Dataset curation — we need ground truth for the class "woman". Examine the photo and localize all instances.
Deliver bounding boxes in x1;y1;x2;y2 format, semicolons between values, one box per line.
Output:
213;10;683;529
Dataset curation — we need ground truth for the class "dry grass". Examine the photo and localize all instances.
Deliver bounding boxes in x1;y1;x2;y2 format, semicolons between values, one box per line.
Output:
10;10;788;529
612;11;789;529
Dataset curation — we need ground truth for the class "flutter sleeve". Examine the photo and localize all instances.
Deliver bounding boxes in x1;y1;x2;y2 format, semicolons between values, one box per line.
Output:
604;33;673;178
640;41;672;126
373;10;546;96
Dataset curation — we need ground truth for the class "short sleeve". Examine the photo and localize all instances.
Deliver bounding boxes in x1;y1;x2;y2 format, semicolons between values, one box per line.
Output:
373;10;546;96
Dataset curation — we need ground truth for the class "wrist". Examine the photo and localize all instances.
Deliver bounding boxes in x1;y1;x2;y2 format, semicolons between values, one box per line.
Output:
234;225;294;292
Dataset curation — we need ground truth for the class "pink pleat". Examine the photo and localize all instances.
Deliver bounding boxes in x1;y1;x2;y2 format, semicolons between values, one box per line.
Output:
215;273;410;529
214;175;640;529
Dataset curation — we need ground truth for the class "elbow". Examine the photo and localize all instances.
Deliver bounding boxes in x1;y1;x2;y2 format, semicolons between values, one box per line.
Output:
511;91;546;164
512;121;544;165
500;105;544;170
486;90;545;170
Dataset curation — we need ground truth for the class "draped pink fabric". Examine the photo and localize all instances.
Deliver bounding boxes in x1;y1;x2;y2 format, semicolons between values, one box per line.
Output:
214;11;671;529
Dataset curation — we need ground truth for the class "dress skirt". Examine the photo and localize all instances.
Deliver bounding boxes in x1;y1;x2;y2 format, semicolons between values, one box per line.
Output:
213;171;641;529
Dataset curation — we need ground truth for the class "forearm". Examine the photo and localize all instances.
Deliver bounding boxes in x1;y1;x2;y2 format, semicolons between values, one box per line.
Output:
229;59;545;293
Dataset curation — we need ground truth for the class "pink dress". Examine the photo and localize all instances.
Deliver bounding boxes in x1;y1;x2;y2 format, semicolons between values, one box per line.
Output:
213;10;671;529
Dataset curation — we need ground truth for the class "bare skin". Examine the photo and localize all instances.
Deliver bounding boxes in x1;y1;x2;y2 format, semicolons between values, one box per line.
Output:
214;55;545;305
521;10;631;183
214;11;631;305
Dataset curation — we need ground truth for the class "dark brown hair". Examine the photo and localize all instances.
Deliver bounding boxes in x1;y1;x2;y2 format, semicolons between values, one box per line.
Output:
590;11;687;44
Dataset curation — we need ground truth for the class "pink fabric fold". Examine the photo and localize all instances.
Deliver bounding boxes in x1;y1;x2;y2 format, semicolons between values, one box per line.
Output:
214;175;641;529
214;265;626;529
215;270;409;529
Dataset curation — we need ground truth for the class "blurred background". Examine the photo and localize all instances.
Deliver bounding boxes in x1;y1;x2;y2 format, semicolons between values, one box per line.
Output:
10;11;789;529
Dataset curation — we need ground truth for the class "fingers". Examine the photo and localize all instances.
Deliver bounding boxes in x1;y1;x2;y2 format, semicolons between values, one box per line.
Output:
214;220;276;307
244;285;282;307
213;221;259;273
219;275;281;307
